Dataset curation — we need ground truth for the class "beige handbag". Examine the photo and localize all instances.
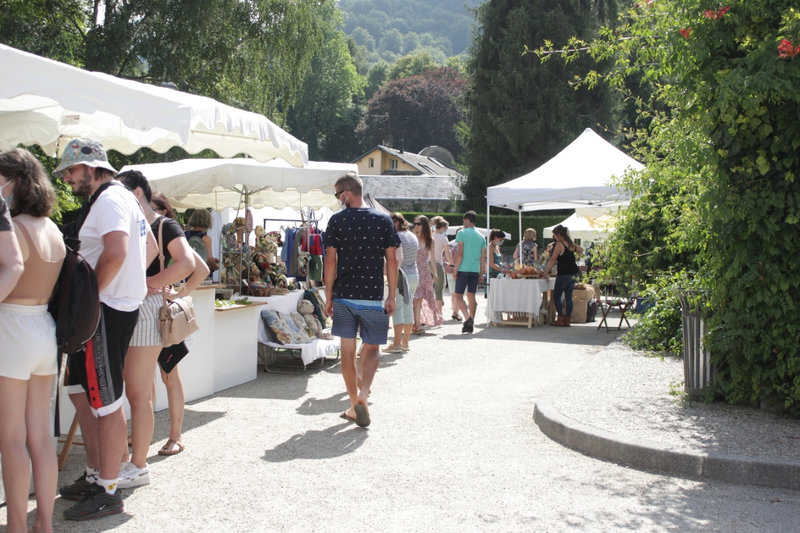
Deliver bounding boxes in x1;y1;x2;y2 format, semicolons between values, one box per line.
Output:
157;218;200;346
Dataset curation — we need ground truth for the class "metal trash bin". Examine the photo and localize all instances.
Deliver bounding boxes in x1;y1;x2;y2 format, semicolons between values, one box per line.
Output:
678;290;714;397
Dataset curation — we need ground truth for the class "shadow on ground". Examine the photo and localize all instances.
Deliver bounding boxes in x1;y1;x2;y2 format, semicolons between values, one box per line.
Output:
263;422;368;462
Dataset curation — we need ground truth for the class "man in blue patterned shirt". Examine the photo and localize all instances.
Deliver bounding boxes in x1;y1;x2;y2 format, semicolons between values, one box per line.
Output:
324;172;399;427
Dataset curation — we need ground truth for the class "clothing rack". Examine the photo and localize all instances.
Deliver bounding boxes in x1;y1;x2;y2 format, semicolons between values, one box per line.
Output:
263;208;320;252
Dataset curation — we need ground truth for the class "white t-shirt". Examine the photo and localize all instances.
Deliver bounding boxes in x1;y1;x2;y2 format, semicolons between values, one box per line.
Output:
433;231;449;265
79;183;148;312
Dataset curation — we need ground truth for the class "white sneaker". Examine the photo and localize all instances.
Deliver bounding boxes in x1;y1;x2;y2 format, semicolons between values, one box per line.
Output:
117;461;150;489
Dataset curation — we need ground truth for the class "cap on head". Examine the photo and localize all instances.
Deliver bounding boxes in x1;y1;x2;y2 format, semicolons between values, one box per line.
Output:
53;138;117;178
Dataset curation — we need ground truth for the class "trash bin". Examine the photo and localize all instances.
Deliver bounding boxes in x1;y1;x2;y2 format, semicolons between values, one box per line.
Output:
678;290;714;397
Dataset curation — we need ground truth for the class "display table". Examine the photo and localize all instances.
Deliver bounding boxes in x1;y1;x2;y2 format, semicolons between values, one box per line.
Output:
487;277;555;327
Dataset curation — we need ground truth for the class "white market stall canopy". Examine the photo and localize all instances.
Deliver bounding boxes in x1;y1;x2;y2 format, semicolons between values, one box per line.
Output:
486;128;644;212
543;211;618;241
0;44;308;166
120;158;356;211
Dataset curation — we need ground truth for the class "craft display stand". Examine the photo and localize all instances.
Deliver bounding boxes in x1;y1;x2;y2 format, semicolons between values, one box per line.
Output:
251;289;340;374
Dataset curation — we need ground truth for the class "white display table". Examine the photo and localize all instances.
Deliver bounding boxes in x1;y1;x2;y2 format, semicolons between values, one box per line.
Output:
486;277;555;327
57;284;264;431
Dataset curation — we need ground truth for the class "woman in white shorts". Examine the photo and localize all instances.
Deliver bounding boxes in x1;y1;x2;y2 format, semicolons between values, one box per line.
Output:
0;148;66;533
117;171;198;488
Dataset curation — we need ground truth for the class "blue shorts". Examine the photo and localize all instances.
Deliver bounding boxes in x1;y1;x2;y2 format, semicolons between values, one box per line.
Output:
454;271;480;295
331;300;390;345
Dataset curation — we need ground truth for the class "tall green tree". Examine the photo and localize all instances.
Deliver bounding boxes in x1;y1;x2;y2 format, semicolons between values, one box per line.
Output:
0;0;88;63
286;5;365;161
551;1;800;408
462;0;620;205
2;1;334;126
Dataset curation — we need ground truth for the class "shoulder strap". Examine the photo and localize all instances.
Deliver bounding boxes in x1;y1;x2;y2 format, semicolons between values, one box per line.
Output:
73;180;121;234
158;217;170;312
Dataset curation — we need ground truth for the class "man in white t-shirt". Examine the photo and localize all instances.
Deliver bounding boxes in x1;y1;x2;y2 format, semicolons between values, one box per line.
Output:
53;138;157;521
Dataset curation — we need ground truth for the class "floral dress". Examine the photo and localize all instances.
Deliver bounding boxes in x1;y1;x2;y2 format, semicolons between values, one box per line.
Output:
414;245;444;326
517;240;537;267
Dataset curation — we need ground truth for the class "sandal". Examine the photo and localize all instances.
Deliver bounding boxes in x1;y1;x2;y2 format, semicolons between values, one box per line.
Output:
158;438;185;456
452;314;462;321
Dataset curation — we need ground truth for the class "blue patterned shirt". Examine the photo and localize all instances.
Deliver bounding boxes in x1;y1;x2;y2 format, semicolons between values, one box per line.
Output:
324;207;400;301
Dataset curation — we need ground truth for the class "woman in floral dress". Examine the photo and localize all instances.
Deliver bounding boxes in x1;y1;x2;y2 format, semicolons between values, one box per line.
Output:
413;215;444;332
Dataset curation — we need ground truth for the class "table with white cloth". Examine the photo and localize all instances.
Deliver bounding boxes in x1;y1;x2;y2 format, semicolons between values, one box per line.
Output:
487;277;555;327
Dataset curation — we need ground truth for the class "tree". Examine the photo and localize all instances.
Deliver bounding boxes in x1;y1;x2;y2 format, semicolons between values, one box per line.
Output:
387;50;438;80
2;1;334;126
356;67;465;156
365;62;390;100
286;5;365;161
462;0;620;205
0;0;88;63
549;1;800;408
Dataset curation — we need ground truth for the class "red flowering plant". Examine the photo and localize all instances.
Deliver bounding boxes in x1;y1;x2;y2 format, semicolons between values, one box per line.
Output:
778;38;800;58
703;6;731;20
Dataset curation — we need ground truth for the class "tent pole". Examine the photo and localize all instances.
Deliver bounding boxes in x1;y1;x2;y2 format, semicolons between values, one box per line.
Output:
518;211;522;259
486;196;490;326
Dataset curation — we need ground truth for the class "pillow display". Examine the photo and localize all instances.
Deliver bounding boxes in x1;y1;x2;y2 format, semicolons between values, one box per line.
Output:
303;289;328;328
261;310;294;345
288;312;314;343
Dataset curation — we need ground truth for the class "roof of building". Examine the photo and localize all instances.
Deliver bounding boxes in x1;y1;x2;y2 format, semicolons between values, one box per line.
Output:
353;145;462;178
361;174;463;201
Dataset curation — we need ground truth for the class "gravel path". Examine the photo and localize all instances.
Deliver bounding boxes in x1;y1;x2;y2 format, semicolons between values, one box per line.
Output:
5;300;799;532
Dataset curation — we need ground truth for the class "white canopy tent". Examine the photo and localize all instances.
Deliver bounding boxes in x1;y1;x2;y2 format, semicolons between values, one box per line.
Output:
120;158;356;211
486;128;644;248
0;44;308;166
486;128;643;213
543;211;617;242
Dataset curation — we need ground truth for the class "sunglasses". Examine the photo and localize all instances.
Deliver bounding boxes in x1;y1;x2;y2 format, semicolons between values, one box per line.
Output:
335;189;349;200
414;222;422;226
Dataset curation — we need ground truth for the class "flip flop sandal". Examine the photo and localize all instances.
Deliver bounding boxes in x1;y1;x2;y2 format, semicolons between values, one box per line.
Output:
354;404;371;428
339;411;357;422
158;439;185;456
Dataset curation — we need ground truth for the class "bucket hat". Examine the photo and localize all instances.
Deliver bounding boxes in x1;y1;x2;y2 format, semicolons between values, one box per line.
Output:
53;138;117;178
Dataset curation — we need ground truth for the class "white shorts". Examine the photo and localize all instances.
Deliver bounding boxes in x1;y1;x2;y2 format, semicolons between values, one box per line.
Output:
129;293;163;347
0;303;58;379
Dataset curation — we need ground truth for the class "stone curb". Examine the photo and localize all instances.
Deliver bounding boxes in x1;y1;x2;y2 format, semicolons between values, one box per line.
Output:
533;398;800;491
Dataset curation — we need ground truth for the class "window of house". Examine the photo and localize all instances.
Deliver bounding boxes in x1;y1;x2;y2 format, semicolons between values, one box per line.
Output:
368;157;374;168
390;158;398;170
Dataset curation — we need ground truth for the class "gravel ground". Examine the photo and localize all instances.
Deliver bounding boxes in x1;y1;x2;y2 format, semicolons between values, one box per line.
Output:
547;342;800;459
4;301;800;532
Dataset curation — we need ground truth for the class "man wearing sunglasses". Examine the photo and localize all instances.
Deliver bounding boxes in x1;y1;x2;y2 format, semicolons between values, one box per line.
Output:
324;172;399;427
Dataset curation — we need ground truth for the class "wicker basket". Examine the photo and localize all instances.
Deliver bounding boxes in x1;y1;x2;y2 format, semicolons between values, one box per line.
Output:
248;282;268;297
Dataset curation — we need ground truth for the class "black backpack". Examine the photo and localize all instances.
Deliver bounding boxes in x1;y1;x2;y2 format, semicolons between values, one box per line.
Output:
48;244;100;355
49;182;118;357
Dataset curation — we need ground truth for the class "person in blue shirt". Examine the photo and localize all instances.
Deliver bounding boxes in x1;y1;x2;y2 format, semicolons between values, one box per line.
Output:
324;173;399;427
453;210;487;333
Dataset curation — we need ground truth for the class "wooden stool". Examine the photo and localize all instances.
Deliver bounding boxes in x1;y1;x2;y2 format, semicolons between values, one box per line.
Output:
57;413;83;470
